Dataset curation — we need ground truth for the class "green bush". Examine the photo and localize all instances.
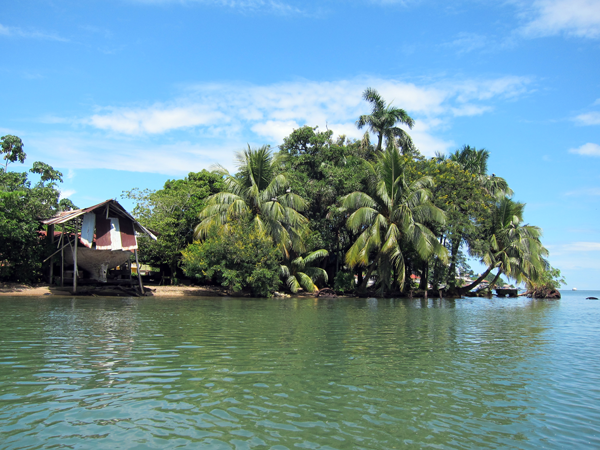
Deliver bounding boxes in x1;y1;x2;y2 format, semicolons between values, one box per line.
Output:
181;221;281;297
334;270;355;294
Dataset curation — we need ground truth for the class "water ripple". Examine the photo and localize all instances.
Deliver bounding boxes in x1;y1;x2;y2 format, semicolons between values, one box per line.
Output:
0;295;599;448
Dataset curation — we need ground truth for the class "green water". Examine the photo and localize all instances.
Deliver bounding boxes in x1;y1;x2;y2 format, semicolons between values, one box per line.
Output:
1;293;599;449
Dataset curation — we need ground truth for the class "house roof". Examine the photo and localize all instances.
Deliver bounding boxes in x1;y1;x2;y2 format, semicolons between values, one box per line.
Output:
40;199;157;241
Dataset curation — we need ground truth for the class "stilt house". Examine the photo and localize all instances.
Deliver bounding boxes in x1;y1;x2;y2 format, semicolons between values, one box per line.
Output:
40;199;157;294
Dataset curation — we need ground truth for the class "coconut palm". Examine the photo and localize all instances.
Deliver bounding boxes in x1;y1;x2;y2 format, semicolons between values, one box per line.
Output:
436;145;513;289
460;198;548;294
194;145;309;257
356;88;415;153
281;249;329;293
341;145;448;292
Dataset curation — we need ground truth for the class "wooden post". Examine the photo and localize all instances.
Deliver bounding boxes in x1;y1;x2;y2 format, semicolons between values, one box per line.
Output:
73;220;79;294
134;249;144;295
47;224;55;284
61;224;65;287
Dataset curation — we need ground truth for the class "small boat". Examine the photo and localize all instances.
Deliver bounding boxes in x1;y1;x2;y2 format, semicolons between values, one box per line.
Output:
586;297;598;300
572;288;577;291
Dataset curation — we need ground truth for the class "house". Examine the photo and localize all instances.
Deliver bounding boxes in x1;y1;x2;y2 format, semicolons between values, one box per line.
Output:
40;199;156;294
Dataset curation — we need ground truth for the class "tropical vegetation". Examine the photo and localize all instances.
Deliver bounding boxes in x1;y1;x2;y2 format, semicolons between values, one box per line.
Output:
1;88;563;296
0;135;67;282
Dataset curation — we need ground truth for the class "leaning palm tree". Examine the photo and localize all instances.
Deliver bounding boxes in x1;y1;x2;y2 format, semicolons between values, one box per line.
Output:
437;145;513;289
340;145;448;292
356;87;415;153
194;145;309;257
460;198;548;294
281;249;329;293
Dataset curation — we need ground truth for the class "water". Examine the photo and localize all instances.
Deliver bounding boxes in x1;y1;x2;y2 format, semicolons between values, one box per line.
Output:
1;291;599;449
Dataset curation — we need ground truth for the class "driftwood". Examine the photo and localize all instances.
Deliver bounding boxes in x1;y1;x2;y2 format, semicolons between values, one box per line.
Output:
317;288;337;298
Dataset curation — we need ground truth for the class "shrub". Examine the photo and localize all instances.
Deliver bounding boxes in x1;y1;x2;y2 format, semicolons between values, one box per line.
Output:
334;270;355;294
181;221;281;297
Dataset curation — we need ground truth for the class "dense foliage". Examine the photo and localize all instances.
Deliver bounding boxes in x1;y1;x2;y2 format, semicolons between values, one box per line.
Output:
182;221;281;297
525;266;565;298
123;170;224;280
0;136;64;282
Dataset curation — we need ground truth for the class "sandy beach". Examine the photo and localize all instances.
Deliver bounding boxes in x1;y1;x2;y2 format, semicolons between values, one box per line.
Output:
0;283;237;297
0;283;318;298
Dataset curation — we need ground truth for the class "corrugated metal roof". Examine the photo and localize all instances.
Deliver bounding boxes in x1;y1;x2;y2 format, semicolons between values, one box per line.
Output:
40;199;157;241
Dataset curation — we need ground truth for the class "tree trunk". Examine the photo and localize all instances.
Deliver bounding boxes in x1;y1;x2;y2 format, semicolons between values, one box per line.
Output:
357;269;363;287
419;260;428;291
458;264;497;295
447;235;462;288
358;263;376;293
376;133;384;152
488;268;503;290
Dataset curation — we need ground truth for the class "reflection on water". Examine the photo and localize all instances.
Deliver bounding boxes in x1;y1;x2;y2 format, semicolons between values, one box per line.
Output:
1;294;599;449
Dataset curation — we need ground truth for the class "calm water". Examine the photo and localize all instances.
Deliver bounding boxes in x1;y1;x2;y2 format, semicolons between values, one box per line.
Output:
1;291;599;449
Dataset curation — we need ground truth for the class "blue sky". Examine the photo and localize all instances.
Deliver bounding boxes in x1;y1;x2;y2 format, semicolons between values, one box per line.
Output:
1;0;599;289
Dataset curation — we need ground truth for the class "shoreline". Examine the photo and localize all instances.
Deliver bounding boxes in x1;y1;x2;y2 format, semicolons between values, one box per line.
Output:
0;282;319;298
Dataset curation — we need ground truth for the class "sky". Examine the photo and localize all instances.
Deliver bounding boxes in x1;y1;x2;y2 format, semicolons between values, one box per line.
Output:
1;0;599;289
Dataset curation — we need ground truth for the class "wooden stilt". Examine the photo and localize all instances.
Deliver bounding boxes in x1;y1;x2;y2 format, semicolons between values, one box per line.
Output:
73;220;80;294
134;249;144;295
47;225;54;284
61;224;65;288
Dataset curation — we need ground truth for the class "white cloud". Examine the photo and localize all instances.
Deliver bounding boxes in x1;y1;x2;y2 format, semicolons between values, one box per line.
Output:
564;187;600;196
27;133;239;176
129;0;305;15
86;77;531;138
88;105;225;134
37;75;533;174
0;23;67;41
443;32;489;54
552;241;600;252
519;0;600;39
59;189;76;199
251;120;300;142
568;142;600;156
451;105;492;117
574;111;600;125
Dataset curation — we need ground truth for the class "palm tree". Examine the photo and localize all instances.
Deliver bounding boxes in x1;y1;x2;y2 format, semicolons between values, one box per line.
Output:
448;145;512;199
281;249;329;293
436;145;513;289
460;198;548;294
194;145;309;257
340;145;448;292
356;88;415;153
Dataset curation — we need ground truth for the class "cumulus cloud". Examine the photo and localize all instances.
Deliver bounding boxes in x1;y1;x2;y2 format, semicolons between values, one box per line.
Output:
574;111;600;126
568;142;600;156
519;0;600;39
